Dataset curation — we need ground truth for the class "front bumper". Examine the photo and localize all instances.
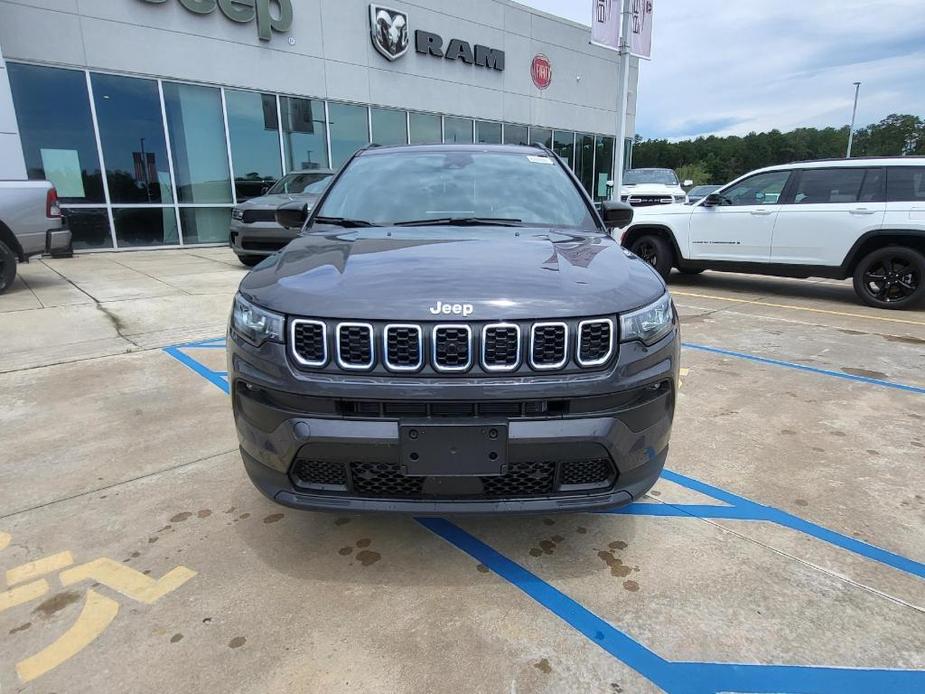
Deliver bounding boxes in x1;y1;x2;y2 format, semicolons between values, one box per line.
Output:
229;327;679;514
229;219;296;257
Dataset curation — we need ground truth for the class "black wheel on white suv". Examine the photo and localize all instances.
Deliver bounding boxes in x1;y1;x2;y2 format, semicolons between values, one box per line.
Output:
630;234;673;280
853;246;925;309
0;239;17;295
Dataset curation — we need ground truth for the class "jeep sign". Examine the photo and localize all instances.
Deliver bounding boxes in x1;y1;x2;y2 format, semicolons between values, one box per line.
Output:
140;0;293;41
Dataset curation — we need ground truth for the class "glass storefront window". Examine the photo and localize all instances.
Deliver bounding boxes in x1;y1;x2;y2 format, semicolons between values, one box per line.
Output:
180;207;232;245
91;73;173;204
63;209;113;250
281;96;328;171
409;112;441;144
163;82;232;204
328;102;369;168
112;207;179;247
553;131;575;167
444;117;473;143
371;108;407;145
226;90;282;201
530;127;552;148
476;121;502;144
575;133;595;195
593;136;615;200
7;63;104;204
503;124;528;145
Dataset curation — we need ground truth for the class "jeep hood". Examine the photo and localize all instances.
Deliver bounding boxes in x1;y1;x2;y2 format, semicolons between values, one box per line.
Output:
239;227;665;320
238;192;321;210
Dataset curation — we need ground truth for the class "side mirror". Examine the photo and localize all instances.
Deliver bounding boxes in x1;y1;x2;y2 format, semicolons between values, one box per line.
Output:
600;200;634;229
702;193;724;207
276;201;308;230
683;179;694;187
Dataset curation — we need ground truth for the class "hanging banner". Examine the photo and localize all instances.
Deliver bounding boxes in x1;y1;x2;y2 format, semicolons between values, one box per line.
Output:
590;0;620;51
630;0;654;59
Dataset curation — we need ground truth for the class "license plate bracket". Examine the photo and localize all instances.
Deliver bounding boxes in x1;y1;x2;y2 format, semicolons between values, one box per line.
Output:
399;423;507;476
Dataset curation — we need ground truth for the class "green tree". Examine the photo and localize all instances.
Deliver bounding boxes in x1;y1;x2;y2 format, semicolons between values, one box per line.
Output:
676;162;710;186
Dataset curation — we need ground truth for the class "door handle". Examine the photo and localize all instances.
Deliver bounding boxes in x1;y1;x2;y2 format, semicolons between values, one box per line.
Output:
849;208;877;215
749;209;773;215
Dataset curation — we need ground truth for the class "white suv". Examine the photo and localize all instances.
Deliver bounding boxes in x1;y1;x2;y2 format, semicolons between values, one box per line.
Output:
619;168;690;207
619;157;925;309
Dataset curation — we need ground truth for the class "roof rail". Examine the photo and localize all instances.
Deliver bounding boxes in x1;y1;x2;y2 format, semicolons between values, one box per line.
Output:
790;155;925;164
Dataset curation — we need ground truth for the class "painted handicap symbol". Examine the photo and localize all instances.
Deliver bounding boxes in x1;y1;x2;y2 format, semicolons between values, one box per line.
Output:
1;532;196;683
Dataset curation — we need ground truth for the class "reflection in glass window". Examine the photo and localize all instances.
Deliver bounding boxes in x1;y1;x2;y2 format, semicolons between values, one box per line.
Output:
409;112;441;144
476;121;502;144
163;82;232;203
444;117;473;143
371;108;407;145
112;207;178;247
575;133;595;195
553;131;574;167
329;102;370;168
180;207;232;244
281;96;328;171
593;136;615;200
530;127;553;148
63;209;112;250
7;63;104;204
92;73;173;204
503;124;528;145
226;90;282;201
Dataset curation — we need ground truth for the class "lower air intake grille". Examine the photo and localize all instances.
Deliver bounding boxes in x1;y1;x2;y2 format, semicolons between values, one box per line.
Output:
292;460;347;487
350;463;425;498
578;319;613;366
337;323;373;369
560;458;614;486
481;462;556;497
433;325;471;371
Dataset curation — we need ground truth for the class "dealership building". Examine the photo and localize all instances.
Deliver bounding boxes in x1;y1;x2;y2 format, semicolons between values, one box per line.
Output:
0;0;638;251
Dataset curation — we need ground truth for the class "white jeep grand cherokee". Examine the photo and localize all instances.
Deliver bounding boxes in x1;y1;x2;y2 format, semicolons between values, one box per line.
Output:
620;157;925;309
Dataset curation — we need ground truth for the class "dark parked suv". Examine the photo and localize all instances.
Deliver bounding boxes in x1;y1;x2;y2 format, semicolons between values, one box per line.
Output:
228;143;679;513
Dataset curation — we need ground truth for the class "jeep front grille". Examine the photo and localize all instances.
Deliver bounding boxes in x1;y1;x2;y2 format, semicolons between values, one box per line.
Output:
336;323;374;370
577;319;614;366
530;322;568;369
242;209;278;223
433;324;472;372
481;323;520;371
384;324;423;371
290;319;327;367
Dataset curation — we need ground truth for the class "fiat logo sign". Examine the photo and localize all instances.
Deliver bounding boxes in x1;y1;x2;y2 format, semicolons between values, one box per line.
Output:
531;54;551;90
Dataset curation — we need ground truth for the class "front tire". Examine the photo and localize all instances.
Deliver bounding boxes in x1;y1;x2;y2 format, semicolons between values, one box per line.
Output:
852;246;925;309
678;268;704;275
237;254;263;268
0;240;17;294
630;234;674;280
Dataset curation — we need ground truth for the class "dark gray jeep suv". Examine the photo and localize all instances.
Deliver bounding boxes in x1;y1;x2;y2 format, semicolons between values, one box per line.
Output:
228;143;679;514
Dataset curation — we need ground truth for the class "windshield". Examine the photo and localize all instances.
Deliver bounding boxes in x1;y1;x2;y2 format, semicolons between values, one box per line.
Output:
623;169;680;186
689;185;720;196
267;172;332;195
316;149;597;228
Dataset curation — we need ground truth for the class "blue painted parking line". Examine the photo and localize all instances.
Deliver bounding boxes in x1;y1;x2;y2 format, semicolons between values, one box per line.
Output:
418;517;925;694
162;345;229;393
683;342;925;394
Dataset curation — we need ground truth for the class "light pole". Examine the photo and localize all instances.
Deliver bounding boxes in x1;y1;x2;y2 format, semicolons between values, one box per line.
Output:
611;0;633;197
846;81;861;159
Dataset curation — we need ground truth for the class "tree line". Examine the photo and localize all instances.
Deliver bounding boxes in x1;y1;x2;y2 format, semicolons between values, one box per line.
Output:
632;114;925;185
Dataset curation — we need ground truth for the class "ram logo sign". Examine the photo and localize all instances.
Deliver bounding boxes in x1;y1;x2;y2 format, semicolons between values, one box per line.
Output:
140;0;294;42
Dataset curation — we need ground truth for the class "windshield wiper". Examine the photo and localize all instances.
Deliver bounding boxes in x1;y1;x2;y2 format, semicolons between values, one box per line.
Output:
312;216;377;228
393;217;522;227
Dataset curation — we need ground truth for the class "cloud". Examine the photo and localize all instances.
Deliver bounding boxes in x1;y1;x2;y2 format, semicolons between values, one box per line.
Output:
518;0;925;139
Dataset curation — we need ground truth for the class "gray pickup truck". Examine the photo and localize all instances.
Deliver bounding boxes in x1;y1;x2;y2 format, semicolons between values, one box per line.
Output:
0;180;71;293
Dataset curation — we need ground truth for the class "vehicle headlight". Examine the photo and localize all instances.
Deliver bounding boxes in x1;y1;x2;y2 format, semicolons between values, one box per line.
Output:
232;293;284;346
232;208;244;220
620;293;674;345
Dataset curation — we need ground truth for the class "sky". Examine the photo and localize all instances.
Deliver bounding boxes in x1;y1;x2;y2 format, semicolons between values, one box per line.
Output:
520;0;925;140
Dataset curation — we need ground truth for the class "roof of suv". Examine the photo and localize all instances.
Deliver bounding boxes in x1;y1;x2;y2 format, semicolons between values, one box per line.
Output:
752;156;924;176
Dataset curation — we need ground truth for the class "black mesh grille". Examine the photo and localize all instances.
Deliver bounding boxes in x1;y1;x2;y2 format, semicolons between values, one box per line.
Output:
434;326;471;370
338;325;373;367
483;325;519;369
350;463;424;498
385;326;421;369
579;321;612;364
292;459;347;487
242;209;278;223
560;458;614;486
532;324;567;367
292;321;326;364
482;462;556;497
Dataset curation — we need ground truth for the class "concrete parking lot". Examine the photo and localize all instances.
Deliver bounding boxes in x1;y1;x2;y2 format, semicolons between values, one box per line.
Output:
1;248;923;693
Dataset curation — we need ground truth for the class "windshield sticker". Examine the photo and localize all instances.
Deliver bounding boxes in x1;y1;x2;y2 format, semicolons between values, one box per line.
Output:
526;155;553;164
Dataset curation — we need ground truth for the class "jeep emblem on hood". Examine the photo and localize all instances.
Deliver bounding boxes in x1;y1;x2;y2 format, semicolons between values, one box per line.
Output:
429;301;474;317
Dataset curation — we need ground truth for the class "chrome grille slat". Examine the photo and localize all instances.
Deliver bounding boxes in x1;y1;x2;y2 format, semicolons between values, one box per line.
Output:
432;324;472;372
290;319;328;367
383;324;423;372
481;323;520;372
529;321;568;370
577;318;614;367
336;322;374;370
